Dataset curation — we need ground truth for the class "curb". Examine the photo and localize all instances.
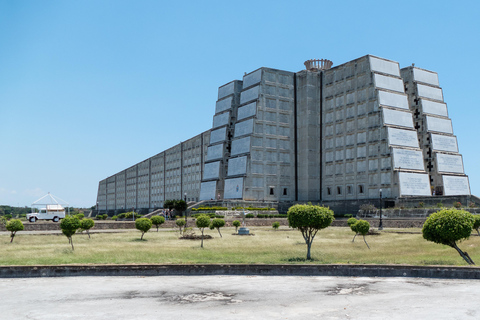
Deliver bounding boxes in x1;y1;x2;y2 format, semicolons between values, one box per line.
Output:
1;264;479;279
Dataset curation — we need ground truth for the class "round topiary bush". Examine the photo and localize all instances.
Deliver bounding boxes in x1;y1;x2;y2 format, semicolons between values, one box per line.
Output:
210;218;225;238
6;219;24;243
176;218;186;234
60;216;81;250
472;215;480;236
354;219;371;249
79;218;95;239
196;214;211;248
135;218;153;240
232;220;241;233
422;209;475;265
272;221;280;231
151;215;166;232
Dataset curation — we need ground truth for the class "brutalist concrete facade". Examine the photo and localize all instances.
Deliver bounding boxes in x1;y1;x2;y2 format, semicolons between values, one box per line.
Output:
96;54;470;212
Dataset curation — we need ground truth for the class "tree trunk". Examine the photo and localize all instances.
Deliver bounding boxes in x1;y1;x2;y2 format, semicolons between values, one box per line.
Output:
217;228;222;238
70;238;74;251
363;235;370;249
10;232;15;243
87;230;91;239
452;243;475;265
141;232;144;240
476;228;480;237
201;229;204;248
352;233;357;242
306;241;312;260
156;226;159;232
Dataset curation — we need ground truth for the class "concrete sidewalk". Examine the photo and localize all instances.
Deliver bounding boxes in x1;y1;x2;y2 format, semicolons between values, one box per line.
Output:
1;275;478;319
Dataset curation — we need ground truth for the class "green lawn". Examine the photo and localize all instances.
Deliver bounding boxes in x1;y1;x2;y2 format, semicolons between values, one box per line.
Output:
1;226;479;266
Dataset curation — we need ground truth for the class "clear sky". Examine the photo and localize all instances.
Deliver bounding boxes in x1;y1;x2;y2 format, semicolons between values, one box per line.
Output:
1;0;479;208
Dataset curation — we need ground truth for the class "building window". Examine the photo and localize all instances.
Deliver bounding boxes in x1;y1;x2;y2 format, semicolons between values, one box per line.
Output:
269;187;275;195
337;186;342;195
358;184;364;194
327;187;331;195
347;185;353;195
283;188;288;196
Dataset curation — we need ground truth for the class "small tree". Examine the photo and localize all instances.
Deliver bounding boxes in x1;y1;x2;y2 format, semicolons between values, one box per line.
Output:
176;218;186;234
75;213;85;220
287;204;334;260
60;216;81;250
473;215;480;236
196;214;211;248
232;220;241;233
135;218;152;240
210;218;225;238
6;219;24;243
355;220;371;249
151;216;165;232
272;221;280;231
79;218;95;239
348;218;358;242
422;209;475;265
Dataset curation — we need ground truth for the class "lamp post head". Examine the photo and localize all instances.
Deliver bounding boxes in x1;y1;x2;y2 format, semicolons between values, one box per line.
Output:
379;189;383;197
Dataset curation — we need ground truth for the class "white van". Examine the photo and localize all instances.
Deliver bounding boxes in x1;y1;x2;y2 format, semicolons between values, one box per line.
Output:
26;204;66;223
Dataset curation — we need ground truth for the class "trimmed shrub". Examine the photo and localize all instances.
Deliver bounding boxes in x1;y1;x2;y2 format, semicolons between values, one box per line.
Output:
79;218;95;239
354;220;371;249
272;221;280;230
453;202;462;209
6;219;24;243
111;215;118;220
135;218;152;240
422;209;475;265
60;216;81;250
287;204;334;260
75;213;85;220
210;218;225;238
245;214;254;218
150;215;166;232
472;215;480;236
176;218;186;234
232;220;241;233
196;215;211;248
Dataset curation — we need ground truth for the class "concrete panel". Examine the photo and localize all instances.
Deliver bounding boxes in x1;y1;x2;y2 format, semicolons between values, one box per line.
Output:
431;134;458;153
218;82;235;100
238;102;257;120
228;156;247;176
206;144;224;161
374;74;404;93
369;56;400;76
392;148;425;170
224;177;244;199
426;116;453;134
378;91;409;110
210;127;227;144
436;153;464;174
215;96;233;114
413;68;439;86
417;84;443;101
382;108;414;128
420;99;448;117
199;181;217;200
387;127;419;148
243;69;262;88
443;175;471;195
240;86;260;104
203;161;221;180
231;136;251;155
399;172;432;196
213;112;230;128
234;119;254;137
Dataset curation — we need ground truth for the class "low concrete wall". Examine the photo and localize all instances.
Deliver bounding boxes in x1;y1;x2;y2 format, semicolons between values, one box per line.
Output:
1;264;479;279
0;218;429;232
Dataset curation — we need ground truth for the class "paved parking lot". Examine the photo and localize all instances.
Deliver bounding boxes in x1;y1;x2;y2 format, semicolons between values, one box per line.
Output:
1;275;479;319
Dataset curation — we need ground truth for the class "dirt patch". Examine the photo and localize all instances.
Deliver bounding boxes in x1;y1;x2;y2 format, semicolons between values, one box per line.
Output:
179;234;213;240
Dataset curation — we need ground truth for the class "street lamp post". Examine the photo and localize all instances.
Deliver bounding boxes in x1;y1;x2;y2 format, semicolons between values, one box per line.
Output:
132;207;135;222
184;193;187;228
379;189;383;230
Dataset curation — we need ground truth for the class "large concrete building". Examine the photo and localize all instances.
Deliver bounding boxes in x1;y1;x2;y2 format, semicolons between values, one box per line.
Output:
96;55;471;213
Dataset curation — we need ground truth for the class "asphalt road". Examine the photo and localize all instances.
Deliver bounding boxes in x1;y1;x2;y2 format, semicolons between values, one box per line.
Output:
1;275;479;319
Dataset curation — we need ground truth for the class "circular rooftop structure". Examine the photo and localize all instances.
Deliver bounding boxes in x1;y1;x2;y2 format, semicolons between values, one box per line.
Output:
304;59;333;71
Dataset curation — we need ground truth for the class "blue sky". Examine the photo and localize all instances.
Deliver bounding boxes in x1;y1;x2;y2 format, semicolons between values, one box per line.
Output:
1;0;479;208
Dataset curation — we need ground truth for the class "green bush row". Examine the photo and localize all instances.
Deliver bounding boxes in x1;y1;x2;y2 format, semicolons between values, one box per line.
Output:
256;214;287;218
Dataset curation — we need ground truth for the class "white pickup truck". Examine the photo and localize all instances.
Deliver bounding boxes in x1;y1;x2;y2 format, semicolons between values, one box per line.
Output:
26;204;66;223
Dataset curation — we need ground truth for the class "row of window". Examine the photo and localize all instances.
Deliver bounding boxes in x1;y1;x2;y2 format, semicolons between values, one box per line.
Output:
326;184;365;196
